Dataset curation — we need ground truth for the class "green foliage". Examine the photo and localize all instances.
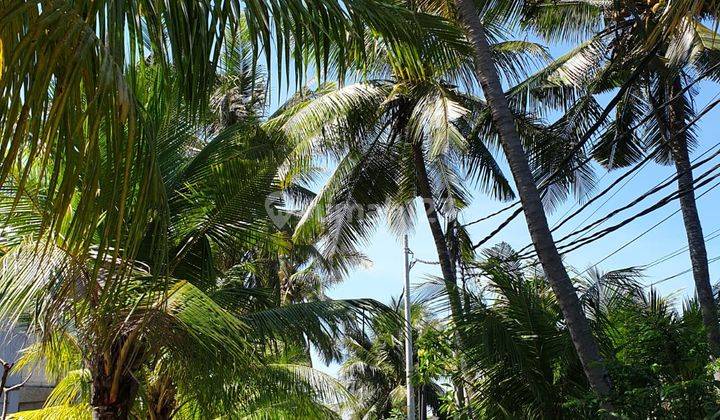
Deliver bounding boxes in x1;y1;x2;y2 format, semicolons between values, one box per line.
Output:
340;298;445;419
0;0;469;272
600;294;719;418
440;245;720;419
416;328;454;383
3;1;720;419
0;26;394;418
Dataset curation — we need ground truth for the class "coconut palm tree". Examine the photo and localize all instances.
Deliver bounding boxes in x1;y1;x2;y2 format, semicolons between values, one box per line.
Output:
279;23;597;325
0;56;395;418
0;169;377;420
9;295;361;419
442;244;633;417
521;0;720;357
280;81;505;319
443;243;717;417
393;0;617;397
279;28;599;406
232;215;370;308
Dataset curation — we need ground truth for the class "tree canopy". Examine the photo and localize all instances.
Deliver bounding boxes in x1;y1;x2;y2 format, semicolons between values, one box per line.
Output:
2;0;720;419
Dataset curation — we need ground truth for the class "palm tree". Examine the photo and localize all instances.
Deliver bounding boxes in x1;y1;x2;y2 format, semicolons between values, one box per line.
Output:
278;24;592;327
0;143;378;419
522;0;720;357
413;0;617;397
277;51;503;407
282;82;507;315
10;296;361;419
280;29;599;405
234;216;370;307
459;255;592;417
224;216;373;366
340;298;446;419
0;57;392;418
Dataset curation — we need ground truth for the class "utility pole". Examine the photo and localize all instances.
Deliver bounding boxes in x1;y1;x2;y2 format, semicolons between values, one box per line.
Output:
403;235;416;420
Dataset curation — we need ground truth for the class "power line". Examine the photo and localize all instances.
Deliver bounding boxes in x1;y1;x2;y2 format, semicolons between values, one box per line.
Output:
553;166;720;257
642;227;720;269
649;255;720;287
507;177;720;279
536;60;720;192
469;167;720;282
471;206;524;250
462;201;519;227
511;89;720;258
570;176;720;276
544;95;720;250
512;156;720;272
466;63;720;252
568;162;650;236
556;153;658;233
413;258;440;266
535;95;720;252
462;60;720;230
517;142;720;259
578;211;680;274
550;171;610;230
516;157;654;256
471;146;716;253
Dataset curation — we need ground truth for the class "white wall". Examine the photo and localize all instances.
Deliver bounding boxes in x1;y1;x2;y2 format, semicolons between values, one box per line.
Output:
0;326;54;413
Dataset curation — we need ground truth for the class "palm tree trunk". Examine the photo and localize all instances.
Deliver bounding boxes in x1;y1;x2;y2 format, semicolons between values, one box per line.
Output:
90;354;138;420
411;143;463;319
410;142;468;408
1;361;12;420
667;79;720;357
452;0;613;398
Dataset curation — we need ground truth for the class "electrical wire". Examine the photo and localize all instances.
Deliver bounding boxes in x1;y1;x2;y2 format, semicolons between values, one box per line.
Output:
553;166;720;257
465;64;720;250
571;176;720;276
550;171;610;230
462;201;520;227
641;226;720;269
536;61;720;192
516;139;720;259
649;255;720;287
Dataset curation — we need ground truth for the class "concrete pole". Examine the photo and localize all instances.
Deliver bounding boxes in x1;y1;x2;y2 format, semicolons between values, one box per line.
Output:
404;235;416;420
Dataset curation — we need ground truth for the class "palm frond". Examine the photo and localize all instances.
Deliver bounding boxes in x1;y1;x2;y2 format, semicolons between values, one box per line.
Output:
43;369;92;408
241;299;393;363
521;0;606;43
8;404;91;420
14;331;82;384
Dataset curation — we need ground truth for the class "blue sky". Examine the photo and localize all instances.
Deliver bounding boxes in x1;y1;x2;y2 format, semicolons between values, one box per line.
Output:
266;37;720;376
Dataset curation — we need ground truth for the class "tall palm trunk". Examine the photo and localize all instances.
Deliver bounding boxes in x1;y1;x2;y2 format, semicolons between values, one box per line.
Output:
419;384;427;420
452;0;613;398
411;142;468;407
411;143;463;318
667;78;720;357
